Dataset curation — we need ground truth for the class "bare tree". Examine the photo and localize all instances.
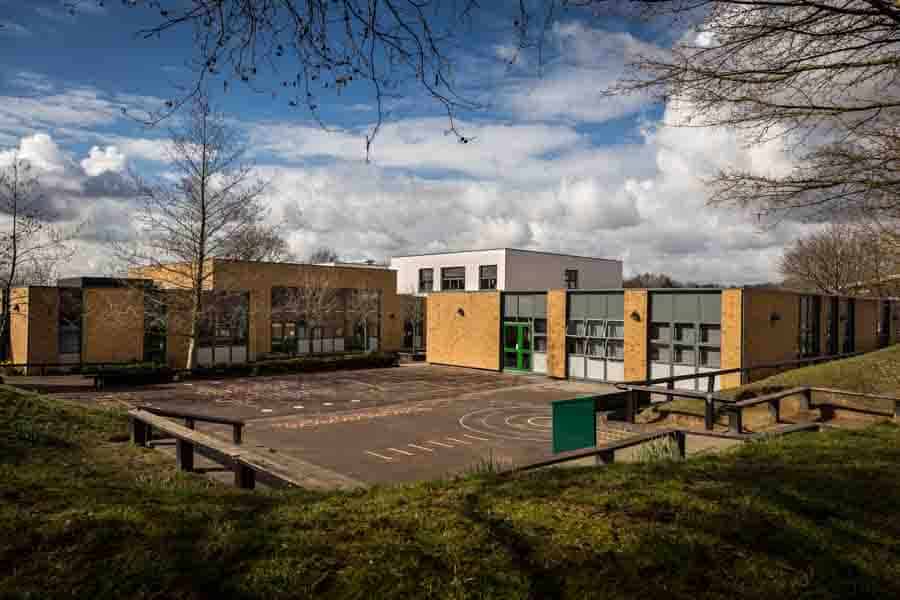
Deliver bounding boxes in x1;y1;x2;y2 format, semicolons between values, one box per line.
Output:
122;91;267;370
347;287;381;352
0;155;73;359
308;247;338;264
399;289;426;351
274;269;342;353
779;222;898;295
623;272;682;289
221;223;293;262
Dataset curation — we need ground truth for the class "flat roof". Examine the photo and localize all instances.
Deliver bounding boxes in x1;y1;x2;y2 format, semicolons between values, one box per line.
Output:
390;247;621;263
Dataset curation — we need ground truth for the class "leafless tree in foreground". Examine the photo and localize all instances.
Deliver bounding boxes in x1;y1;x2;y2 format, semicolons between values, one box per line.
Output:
0;155;73;360
779;222;899;295
122;91;267;370
275;269;342;352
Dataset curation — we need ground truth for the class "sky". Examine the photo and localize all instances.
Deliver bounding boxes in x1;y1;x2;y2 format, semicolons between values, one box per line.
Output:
0;0;815;284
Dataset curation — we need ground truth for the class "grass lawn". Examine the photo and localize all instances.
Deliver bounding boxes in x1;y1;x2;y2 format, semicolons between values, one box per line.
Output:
4;386;900;599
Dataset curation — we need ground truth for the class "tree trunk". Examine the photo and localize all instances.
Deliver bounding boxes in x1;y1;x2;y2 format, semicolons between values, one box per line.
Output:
186;260;205;371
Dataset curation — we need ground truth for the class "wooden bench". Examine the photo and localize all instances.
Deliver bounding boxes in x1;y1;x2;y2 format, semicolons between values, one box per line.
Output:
128;409;299;490
137;405;245;444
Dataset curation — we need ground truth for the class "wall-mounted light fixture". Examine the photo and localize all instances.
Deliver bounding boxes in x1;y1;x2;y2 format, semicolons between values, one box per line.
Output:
770;312;781;323
456;307;465;317
629;310;641;322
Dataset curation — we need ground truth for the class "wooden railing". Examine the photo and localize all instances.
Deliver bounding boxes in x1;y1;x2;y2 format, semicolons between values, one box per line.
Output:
136;405;245;444
511;424;821;473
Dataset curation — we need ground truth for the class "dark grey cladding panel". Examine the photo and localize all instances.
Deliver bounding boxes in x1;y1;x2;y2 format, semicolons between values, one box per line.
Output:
504;294;518;318
569;293;588;319
534;294;547;317
674;294;698;322
607;293;625;320
650;293;673;322
700;293;722;324
588;293;607;318
518;294;535;318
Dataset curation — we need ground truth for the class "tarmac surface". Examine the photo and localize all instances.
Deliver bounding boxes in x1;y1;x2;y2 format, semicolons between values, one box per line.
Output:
18;364;628;485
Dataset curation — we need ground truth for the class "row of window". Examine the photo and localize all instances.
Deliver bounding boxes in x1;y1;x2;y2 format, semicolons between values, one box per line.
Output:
419;266;580;292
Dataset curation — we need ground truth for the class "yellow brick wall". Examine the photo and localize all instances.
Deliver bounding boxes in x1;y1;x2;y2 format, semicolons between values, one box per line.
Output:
546;289;567;378
742;289;800;382
720;289;743;389
162;290;192;369
855;298;879;352
137;260;403;359
129;261;213;291
426;291;500;370
82;288;144;363
25;287;60;368
8;287;31;367
623;290;648;381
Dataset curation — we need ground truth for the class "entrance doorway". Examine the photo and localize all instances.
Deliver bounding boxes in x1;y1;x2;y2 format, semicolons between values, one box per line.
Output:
503;322;532;372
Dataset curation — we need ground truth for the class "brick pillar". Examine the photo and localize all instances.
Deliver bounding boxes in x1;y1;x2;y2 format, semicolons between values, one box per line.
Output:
547;289;567;379
623;290;648;382
720;289;743;389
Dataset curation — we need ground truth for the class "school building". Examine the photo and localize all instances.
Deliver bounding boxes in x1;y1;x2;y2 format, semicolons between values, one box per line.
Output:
426;287;899;388
6;259;403;371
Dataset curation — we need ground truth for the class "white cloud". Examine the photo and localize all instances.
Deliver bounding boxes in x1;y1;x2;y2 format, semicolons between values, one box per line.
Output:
0;133;74;173
498;23;664;123
81;146;127;176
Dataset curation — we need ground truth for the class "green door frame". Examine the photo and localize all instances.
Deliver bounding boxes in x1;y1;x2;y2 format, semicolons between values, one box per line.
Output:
503;321;532;372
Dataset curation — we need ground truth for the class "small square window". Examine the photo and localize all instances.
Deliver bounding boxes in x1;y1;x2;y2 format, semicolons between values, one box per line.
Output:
479;265;497;290
564;269;579;289
419;268;434;293
534;337;548;352
441;267;465;290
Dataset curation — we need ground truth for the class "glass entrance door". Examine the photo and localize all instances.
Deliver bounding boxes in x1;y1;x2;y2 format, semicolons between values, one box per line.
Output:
503;322;532;372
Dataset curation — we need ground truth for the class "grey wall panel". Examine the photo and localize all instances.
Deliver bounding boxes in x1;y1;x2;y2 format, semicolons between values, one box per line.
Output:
534;294;547;317
607;293;625;320
588;293;607;318
518;294;535;318
504;295;518;318
700;293;722;324
650;293;673;322
570;294;588;319
674;294;699;322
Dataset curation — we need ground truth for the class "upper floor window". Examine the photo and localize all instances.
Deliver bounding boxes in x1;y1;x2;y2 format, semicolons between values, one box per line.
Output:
479;265;497;290
441;267;466;290
418;268;434;293
564;269;579;289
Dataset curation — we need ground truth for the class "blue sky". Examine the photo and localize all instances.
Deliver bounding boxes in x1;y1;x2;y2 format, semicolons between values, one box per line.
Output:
0;0;810;283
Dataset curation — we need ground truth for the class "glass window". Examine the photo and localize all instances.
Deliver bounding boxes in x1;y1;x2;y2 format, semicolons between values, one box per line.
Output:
701;348;721;368
674;346;695;365
534;337;548;352
479;265;497;290
564;269;579;289
587;340;605;357
650;323;670;342
701;324;721;345
567;338;585;355
608;322;625;339
608;340;625;360
587;321;605;338
533;318;547;334
418;268;434;293
58;288;83;355
566;320;586;336
441;267;465;290
675;324;696;344
650;344;670;363
799;295;821;357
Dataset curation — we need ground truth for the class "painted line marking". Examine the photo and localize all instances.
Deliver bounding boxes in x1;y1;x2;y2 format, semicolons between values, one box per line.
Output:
427;440;454;448
323;402;334;407
351;399;361;403
293;405;304;409
446;437;472;445
387;447;414;456
365;451;393;461
463;433;490;441
408;444;434;452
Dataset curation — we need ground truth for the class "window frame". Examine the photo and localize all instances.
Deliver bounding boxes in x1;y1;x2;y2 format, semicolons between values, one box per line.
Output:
564;269;579;290
479;265;498;290
418;268;434;293
441;266;466;291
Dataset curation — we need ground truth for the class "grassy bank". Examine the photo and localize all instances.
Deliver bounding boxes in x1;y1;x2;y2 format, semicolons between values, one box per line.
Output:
3;386;900;599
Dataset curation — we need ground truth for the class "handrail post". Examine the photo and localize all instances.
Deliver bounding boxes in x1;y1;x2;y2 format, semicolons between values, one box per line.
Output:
704;394;715;430
894;399;899;421
800;387;812;411
130;418;148;446
728;408;743;434
667;380;674;405
707;374;715;393
672;430;686;459
176;439;195;472
595;449;615;465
